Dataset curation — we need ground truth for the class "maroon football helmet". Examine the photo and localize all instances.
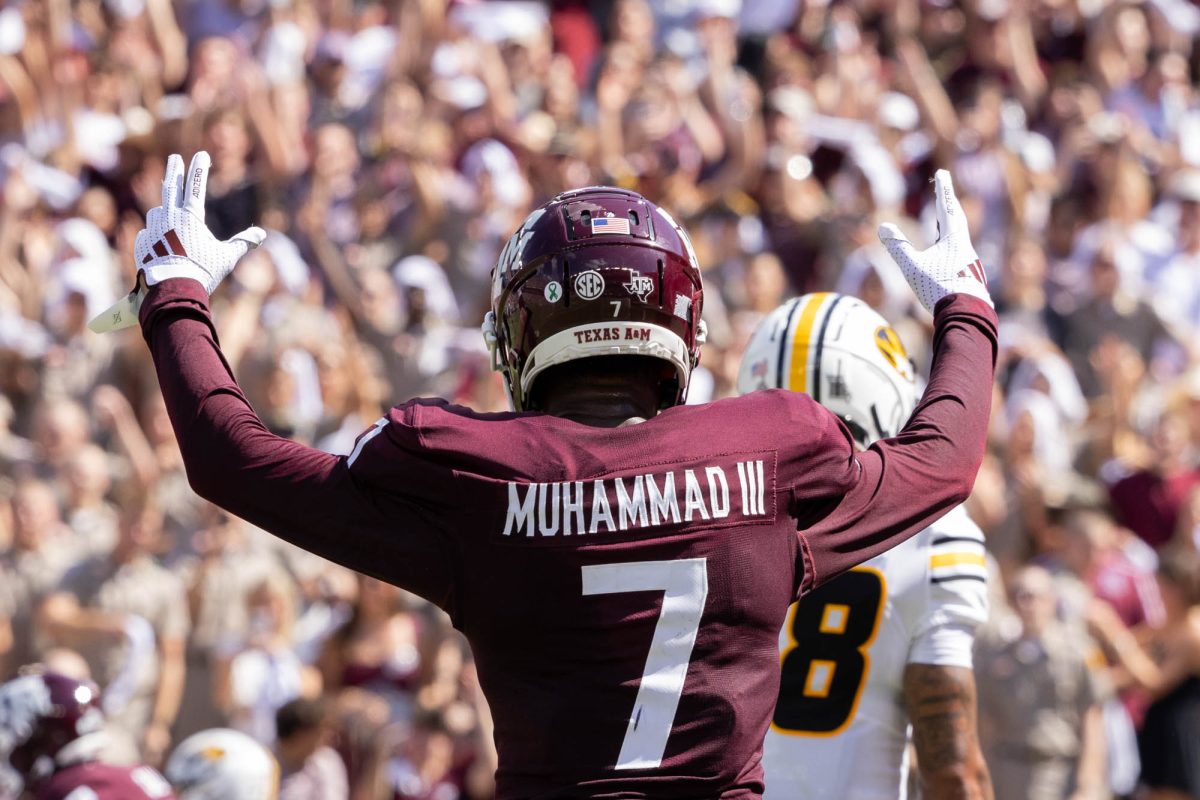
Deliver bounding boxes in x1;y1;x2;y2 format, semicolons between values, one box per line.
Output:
0;671;106;782
484;186;706;410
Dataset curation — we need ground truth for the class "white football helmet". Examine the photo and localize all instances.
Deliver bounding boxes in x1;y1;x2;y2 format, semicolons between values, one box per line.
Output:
737;293;917;445
165;728;278;800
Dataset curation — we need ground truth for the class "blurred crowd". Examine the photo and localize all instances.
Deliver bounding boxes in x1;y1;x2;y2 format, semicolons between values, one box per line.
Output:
2;0;1200;798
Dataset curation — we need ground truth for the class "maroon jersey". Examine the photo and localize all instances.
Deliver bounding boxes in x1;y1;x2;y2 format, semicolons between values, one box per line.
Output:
33;762;174;800
140;281;996;799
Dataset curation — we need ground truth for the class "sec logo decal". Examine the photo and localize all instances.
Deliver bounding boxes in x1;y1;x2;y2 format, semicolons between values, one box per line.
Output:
574;270;605;300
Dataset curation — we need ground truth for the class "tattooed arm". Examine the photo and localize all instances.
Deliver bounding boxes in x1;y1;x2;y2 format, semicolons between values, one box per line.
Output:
903;663;993;800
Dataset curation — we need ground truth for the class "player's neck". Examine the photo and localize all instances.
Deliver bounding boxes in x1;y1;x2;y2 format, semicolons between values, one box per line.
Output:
535;358;666;427
542;393;659;427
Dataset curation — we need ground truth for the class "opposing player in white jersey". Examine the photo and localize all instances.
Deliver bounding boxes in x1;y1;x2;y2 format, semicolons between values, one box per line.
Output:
738;293;993;800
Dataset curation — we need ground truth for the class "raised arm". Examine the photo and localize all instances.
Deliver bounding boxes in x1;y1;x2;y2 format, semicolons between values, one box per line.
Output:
92;153;456;610
796;172;997;591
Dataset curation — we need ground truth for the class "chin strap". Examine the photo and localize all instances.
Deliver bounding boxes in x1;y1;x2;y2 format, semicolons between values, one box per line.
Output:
481;311;501;371
482;311;525;409
693;319;708;365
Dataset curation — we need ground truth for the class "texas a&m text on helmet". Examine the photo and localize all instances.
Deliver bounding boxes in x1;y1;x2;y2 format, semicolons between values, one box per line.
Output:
737;293;917;445
484;187;707;411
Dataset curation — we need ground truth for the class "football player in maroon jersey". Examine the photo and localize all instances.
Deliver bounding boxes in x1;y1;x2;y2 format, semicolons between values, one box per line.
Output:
91;153;995;799
0;671;175;799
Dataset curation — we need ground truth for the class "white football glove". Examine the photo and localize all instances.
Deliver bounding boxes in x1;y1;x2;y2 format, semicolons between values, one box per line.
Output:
878;170;992;315
88;151;265;333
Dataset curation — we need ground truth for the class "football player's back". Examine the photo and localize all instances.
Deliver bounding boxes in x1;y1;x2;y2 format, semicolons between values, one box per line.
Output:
122;166;997;798
348;392;810;797
347;380;995;797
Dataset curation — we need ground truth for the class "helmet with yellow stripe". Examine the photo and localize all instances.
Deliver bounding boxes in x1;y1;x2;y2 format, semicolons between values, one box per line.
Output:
165;728;278;800
736;293;916;446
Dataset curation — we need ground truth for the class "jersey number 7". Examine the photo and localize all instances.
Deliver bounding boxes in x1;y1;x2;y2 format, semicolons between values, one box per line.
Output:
773;567;886;736
582;558;708;770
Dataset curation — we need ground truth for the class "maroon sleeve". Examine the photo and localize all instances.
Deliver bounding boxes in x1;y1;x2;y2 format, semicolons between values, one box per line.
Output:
793;294;997;595
35;763;177;799
139;280;455;610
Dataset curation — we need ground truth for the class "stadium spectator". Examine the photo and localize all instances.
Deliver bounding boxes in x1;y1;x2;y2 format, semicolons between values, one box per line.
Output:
387;710;462;800
170;508;274;741
39;500;189;765
976;565;1109;800
318;575;425;725
4;481;74;672
1088;549;1200;800
1055;509;1163;629
275;697;349;800
214;570;320;745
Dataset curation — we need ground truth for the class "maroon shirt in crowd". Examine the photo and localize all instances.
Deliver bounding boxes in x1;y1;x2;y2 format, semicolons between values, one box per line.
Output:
1088;550;1164;629
140;280;996;799
32;762;174;800
1108;468;1200;549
